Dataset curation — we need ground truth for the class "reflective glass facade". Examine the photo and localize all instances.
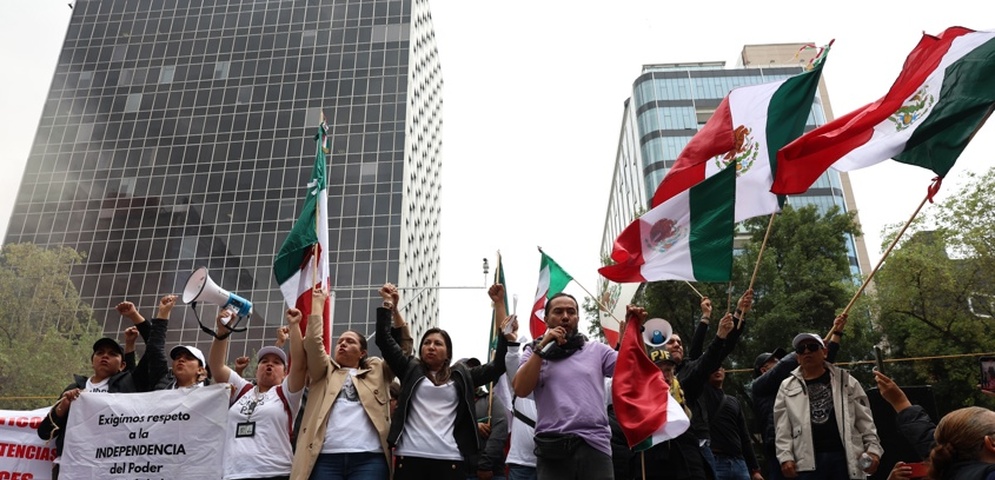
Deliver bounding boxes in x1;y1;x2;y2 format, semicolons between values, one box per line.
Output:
5;0;443;357
602;49;869;279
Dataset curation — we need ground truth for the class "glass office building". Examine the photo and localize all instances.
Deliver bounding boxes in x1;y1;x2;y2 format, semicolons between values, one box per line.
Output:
601;44;871;285
4;0;443;356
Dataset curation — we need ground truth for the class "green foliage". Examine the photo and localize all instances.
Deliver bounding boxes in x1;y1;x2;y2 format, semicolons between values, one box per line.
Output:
0;243;101;409
875;168;995;414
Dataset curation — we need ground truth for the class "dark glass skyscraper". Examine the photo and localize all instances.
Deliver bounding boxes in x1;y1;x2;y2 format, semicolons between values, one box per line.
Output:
5;0;443;356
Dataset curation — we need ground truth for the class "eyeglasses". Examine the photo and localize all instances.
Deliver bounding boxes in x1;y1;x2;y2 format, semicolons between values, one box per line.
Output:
795;343;822;354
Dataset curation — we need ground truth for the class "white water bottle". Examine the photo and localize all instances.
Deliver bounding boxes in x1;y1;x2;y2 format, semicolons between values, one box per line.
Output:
858;452;874;470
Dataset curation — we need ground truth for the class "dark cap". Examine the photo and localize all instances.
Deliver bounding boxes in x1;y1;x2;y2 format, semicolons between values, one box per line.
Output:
752;347;787;378
455;357;481;368
92;337;125;357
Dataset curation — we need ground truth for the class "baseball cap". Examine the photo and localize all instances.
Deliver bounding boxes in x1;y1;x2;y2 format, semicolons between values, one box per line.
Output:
92;337;125;357
170;345;206;366
792;333;826;350
257;346;288;365
752;347;788;378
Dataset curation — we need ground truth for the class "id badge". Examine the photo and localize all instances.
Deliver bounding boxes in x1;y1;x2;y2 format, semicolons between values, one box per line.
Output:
236;421;256;438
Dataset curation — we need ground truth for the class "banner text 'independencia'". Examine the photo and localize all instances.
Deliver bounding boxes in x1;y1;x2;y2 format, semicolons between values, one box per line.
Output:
94;444;186;459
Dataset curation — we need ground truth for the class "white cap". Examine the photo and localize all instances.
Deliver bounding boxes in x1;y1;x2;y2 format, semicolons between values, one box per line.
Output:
170;345;206;366
791;333;826;350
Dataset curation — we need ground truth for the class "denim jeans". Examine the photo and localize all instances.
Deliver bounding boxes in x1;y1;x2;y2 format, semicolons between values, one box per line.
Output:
309;452;389;480
508;464;538;480
713;455;750;480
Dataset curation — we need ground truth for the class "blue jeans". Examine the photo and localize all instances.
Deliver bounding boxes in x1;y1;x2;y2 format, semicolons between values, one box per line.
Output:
508;464;538;480
713;456;750;480
309;452;389;480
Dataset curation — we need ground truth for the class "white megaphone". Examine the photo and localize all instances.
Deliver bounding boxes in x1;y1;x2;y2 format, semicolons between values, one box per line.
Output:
182;267;252;335
643;318;673;348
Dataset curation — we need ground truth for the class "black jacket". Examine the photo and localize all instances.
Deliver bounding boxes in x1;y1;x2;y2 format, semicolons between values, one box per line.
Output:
37;318;168;457
375;307;507;470
896;404;936;461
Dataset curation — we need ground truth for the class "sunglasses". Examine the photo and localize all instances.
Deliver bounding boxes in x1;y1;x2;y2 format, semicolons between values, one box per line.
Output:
795;343;822;354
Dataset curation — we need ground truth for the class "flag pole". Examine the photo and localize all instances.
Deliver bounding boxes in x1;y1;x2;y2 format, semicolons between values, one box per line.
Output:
684;281;704;299
487;251;504;428
840;178;941;316
641;451;647;480
749;212;777;290
735;211;777;329
539;247;625;326
573;278;624;326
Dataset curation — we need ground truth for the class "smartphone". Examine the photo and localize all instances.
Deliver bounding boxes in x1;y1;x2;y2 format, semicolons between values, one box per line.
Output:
907;461;928;478
981;356;995;392
873;346;885;374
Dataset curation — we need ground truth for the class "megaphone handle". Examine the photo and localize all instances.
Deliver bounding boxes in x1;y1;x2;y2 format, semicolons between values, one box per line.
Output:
190;301;235;340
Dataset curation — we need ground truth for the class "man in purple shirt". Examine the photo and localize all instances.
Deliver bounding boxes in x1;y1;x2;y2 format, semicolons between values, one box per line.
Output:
513;293;618;480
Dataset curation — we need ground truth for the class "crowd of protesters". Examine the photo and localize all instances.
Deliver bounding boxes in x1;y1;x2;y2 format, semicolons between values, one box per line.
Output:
37;281;995;480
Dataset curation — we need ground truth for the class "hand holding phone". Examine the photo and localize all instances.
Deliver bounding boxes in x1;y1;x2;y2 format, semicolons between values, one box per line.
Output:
981;356;995;392
874;346;885;374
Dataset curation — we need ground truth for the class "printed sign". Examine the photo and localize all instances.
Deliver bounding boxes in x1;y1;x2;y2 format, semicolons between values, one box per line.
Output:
0;407;56;480
61;384;228;480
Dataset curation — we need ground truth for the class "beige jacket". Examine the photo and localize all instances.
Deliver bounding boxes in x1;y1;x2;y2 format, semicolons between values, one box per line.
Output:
290;314;412;480
773;363;883;479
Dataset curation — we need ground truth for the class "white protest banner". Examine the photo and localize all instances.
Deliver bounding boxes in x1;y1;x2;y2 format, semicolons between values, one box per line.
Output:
0;407;57;480
61;384;228;480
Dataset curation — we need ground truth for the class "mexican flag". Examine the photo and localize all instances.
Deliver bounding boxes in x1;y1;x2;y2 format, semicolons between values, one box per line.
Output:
652;43;830;221
597;281;639;348
529;250;574;341
273;122;333;353
612;312;690;450
488;253;508;360
600;166;735;283
773;27;995;195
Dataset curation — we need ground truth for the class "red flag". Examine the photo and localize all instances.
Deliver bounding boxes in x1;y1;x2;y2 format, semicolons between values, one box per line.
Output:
611;314;689;449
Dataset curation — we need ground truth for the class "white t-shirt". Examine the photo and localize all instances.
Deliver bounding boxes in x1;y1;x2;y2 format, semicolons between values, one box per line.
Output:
321;368;382;453
86;377;110;393
223;372;304;480
394;377;462;460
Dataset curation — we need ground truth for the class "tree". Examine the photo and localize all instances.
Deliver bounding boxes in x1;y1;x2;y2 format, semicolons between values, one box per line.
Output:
0;243;102;409
874;168;995;414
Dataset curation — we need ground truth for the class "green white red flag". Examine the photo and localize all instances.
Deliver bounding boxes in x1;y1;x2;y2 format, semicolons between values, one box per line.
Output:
652;43;830;221
773;27;995;195
600;165;736;283
529;250;574;340
612;313;690;449
273;122;332;352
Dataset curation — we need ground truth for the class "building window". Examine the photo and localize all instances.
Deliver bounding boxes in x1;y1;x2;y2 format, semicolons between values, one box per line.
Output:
159;65;176;84
124;93;142;113
214;61;230;80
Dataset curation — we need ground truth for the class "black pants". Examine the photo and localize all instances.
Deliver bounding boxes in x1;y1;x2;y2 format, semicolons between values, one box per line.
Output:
394;455;465;480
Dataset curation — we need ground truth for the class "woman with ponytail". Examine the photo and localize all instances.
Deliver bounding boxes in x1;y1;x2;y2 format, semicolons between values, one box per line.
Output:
377;283;510;480
291;284;413;480
927;406;995;480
